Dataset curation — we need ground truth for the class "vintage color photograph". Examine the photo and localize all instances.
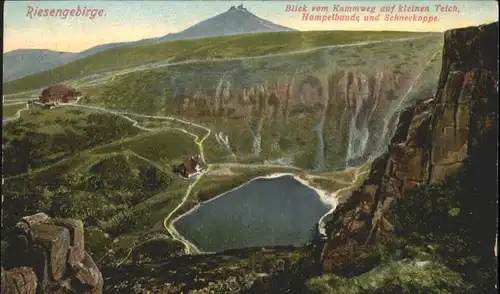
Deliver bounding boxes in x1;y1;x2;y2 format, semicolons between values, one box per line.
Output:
2;1;498;293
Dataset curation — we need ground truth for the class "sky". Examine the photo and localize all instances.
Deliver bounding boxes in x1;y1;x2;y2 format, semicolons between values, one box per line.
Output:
3;0;498;53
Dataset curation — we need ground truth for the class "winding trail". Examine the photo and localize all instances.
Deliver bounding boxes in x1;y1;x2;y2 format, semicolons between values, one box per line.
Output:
60;104;215;264
5;34;439;98
128;34;437;69
3;99;213;263
61;104;214;259
2;103;30;123
74;34;438;91
116;136;210;264
162;169;208;255
2;34;441;265
162;161;305;256
3;101;28;106
63;104;212;163
3;99;356;262
145;164;370;268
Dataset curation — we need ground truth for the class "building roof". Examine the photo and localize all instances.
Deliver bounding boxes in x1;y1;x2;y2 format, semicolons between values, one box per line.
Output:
41;85;77;98
179;155;205;174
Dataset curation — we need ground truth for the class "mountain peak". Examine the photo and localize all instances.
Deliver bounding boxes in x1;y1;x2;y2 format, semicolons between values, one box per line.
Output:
4;4;295;82
229;4;248;12
158;4;295;42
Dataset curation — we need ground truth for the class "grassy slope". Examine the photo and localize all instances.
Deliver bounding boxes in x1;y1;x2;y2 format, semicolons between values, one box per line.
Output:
93;129;198;167
3;30;426;94
306;261;465;293
105;246;307;293
2;107;141;177
2;103;26;119
1;108;203;266
1;106;307;268
109;115;233;164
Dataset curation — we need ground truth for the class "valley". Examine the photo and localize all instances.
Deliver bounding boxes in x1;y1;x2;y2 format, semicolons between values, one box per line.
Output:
2;29;443;292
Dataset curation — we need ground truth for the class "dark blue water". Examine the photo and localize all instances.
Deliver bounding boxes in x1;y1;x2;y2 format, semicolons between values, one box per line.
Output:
173;175;331;252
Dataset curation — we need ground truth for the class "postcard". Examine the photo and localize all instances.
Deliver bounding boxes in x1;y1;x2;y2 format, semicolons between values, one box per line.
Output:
2;1;498;293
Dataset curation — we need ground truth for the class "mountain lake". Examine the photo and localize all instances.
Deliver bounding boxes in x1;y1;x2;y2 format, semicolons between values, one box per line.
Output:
173;175;332;252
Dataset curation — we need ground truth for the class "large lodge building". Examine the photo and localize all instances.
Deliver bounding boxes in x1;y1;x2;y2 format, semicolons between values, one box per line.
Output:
39;85;81;104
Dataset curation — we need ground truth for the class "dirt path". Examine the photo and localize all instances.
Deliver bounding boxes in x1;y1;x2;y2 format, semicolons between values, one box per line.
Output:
4;34;438;99
162;168;209;255
96;34;437;79
4;99;361;264
2;103;29;123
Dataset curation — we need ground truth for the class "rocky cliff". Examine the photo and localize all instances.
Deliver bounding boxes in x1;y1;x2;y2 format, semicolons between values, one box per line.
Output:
186;68;416;157
168;49;441;169
321;21;498;280
1;213;103;294
94;34;442;170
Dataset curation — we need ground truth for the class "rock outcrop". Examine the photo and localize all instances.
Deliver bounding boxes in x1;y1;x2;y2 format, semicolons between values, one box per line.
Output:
1;213;103;294
175;65;439;169
321;22;498;273
158;35;443;169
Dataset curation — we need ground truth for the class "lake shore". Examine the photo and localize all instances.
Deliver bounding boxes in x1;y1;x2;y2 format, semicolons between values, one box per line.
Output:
170;168;364;254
